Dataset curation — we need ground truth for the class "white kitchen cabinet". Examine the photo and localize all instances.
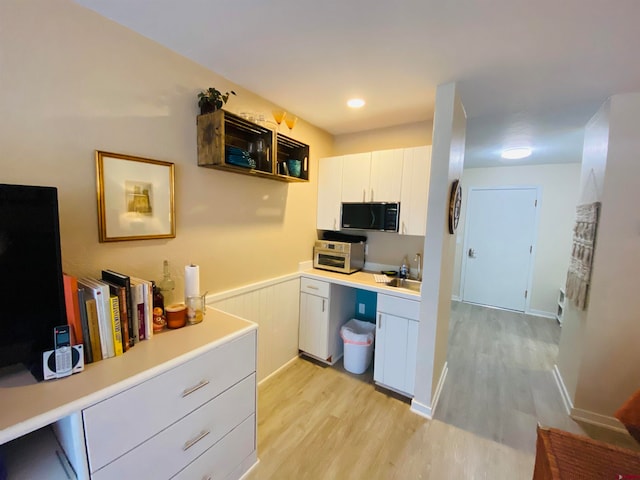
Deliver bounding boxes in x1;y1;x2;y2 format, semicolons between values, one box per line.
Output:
399;145;431;236
299;278;355;364
374;294;420;396
342;150;403;203
317;155;344;231
341;152;372;202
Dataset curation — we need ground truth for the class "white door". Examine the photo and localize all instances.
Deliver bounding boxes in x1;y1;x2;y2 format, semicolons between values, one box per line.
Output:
317;156;343;231
370;149;403;202
462;187;538;312
341;152;372;202
299;292;329;359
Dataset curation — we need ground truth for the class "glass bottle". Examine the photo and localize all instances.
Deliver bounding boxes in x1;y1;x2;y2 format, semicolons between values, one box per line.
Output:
158;259;175;305
152;281;166;333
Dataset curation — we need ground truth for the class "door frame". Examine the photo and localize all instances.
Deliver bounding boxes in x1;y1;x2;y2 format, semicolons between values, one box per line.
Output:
459;185;541;313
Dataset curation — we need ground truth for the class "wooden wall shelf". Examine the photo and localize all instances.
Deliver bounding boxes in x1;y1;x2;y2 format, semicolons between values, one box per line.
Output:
197;110;309;183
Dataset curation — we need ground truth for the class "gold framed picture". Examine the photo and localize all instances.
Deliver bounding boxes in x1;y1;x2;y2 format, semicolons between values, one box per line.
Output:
96;151;175;242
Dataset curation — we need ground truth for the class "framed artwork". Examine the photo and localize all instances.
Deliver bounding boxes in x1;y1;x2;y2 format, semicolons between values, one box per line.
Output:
96;151;175;242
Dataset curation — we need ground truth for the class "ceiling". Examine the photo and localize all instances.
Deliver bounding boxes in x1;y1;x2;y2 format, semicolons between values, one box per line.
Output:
75;0;640;167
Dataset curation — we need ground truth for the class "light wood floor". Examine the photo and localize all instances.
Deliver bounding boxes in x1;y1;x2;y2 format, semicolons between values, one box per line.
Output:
245;302;635;479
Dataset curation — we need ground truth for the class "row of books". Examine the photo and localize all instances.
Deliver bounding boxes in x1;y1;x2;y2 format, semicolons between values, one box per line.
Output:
63;270;155;363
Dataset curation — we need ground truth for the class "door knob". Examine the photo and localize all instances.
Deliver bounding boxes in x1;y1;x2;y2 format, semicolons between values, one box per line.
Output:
468;248;476;258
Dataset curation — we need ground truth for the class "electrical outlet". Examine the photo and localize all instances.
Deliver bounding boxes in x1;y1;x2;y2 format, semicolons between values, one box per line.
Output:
358;303;365;314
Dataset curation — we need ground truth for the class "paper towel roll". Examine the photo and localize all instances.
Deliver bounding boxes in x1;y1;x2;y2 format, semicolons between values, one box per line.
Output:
184;264;200;298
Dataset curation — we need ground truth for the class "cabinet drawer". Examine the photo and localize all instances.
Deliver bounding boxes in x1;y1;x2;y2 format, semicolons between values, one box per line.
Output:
84;331;256;473
377;294;420;320
172;414;255;480
92;374;256;480
300;277;329;297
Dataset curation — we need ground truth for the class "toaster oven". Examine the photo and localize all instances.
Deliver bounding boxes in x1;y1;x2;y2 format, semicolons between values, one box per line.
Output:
313;240;365;274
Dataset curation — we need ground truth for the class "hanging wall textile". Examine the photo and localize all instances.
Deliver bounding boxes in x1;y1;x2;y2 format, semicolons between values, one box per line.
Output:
565;202;601;310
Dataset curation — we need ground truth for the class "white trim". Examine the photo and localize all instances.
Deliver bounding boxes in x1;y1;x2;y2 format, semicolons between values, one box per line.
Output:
431;361;448;415
410;398;433;419
570;408;628;434
258;356;299;386
460;185;541;312
451;295;461;302
206;272;300;304
410;362;448;419
553;364;573;415
238;456;260;480
526;308;557;320
298;260;313;271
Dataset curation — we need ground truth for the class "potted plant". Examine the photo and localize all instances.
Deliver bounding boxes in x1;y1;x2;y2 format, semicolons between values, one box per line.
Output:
197;87;236;114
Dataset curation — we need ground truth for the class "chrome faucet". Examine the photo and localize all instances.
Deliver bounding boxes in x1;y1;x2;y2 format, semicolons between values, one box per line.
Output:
414;253;422;281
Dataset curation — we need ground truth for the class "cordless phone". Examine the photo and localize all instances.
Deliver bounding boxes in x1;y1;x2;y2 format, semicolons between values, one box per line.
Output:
54;325;72;378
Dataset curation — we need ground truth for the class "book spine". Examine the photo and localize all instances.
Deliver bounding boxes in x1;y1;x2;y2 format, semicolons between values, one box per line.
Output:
116;288;130;351
109;295;124;356
63;274;83;345
137;302;146;341
77;287;93;364
97;287;116;358
85;299;102;362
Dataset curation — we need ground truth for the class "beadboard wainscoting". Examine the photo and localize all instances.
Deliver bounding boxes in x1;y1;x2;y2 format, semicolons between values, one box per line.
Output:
209;274;301;382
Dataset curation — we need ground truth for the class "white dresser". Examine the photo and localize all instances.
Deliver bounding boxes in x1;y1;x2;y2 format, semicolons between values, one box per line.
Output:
0;309;258;480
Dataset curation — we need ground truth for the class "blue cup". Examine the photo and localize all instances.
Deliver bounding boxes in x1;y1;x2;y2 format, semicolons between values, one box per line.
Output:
286;159;301;177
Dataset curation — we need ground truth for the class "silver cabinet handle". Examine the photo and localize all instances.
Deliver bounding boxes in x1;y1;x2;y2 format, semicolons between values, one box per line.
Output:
322;299;326;312
306;285;319;290
182;379;210;398
183;430;210;451
378;313;382;329
202;476;212;480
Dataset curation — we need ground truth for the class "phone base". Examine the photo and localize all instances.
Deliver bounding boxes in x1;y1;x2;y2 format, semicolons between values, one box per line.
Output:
42;345;84;381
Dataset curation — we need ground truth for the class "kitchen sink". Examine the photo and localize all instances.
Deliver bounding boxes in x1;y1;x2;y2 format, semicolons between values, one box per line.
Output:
386;277;421;292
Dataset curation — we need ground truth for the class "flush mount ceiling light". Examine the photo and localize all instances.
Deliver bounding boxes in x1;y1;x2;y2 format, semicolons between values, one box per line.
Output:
501;147;532;160
347;98;365;108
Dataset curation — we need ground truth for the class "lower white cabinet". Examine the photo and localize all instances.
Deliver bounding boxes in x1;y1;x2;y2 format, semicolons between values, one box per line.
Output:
299;277;355;364
374;294;420;396
83;330;257;480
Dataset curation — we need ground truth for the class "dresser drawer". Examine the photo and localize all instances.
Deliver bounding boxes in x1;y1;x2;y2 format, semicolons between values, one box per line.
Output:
172;414;255;480
301;277;329;297
84;331;256;473
92;374;256;480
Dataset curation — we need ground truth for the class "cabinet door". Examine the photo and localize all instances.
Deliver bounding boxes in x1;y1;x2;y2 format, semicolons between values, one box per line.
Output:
399;146;431;235
370;149;403;202
404;320;419;395
341;152;372;202
317;156;343;231
373;312;386;385
299;292;329;360
375;312;417;395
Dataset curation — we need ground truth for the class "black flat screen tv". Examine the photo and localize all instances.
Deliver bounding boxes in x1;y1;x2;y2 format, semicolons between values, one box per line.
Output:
0;184;66;380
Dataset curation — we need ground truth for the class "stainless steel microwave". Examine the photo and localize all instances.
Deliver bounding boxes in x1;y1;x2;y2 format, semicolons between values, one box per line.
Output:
341;202;400;232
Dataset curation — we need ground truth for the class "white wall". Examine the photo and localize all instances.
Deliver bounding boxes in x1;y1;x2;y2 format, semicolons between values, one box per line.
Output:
572;93;640;420
412;82;465;418
452;164;581;316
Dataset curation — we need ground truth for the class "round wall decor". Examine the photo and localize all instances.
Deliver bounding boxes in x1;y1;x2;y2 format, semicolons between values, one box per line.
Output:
448;179;462;234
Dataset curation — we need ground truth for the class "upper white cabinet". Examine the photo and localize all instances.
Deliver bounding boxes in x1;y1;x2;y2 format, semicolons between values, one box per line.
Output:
317;156;344;231
342;150;403;203
341;152;373;202
399;146;431;236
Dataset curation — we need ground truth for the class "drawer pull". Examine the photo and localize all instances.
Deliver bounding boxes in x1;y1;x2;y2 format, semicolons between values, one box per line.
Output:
181;379;210;397
183;429;210;451
306;285;319;290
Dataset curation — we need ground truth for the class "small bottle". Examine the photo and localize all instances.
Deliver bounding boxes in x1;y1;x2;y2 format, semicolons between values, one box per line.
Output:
152;281;165;333
400;256;409;279
158;260;175;305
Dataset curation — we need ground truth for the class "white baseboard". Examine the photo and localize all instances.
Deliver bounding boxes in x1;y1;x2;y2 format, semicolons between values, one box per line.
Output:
451;295;461;302
552;364;573;415
258;355;299;386
410;362;448;420
431;362;448;415
527;308;557;320
570;407;628;434
410;398;433;419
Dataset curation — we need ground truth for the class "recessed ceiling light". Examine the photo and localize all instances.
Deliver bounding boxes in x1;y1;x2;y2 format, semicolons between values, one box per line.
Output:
501;147;532;160
347;98;365;108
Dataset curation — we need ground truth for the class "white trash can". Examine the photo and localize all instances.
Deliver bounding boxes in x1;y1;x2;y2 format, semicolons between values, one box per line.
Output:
340;319;376;374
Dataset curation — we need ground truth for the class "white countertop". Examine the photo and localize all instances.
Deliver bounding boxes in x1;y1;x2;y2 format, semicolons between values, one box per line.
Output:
301;268;421;301
0;308;257;445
